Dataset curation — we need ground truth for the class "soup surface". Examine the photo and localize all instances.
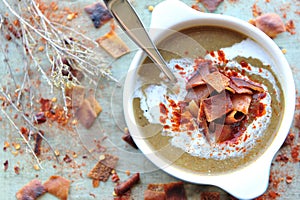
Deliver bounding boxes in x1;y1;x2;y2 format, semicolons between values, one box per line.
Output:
132;27;283;174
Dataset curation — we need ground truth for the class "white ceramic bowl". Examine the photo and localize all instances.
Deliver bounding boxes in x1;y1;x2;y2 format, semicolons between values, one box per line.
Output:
123;0;295;199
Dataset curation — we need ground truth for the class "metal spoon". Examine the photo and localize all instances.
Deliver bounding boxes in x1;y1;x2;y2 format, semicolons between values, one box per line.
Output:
104;0;177;83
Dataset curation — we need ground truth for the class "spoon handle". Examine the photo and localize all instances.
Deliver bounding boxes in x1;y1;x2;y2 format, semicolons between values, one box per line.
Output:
104;0;177;83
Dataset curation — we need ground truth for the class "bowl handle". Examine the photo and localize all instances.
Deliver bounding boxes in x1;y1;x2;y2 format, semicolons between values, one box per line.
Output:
216;155;272;199
150;0;203;29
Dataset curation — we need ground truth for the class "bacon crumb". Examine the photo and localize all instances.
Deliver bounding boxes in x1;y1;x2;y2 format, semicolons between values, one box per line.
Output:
89;193;96;198
291;145;300;162
92;179;100;188
14;166;20;175
111;173;120;182
286;175;293;184
285;20;296;35
252;3;262;17
63;154;73;163
3;160;8;172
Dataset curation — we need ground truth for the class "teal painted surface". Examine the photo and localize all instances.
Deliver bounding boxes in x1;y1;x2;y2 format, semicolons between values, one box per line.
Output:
0;0;299;199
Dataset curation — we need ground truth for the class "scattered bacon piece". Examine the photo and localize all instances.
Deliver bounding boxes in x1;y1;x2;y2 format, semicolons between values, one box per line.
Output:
254;13;286;38
34;131;44;156
43;176;71;200
84;2;112;28
202;92;233;122
144;182;187;200
114;173;140;196
122;128;138;149
164;181;187;200
88;154;119;181
144;184;166;200
65;85;85;108
16;179;46;200
86;95;102;116
97;24;130;58
200;191;220;200
198;0;224;12
75;99;97;129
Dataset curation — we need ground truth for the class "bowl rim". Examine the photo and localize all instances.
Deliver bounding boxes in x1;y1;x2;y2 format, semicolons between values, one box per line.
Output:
123;0;295;199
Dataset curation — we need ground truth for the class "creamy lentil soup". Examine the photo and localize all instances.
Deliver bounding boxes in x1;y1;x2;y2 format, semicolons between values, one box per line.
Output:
132;27;284;174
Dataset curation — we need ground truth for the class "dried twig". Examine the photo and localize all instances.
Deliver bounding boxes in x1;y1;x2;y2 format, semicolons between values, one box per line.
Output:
0;107;43;169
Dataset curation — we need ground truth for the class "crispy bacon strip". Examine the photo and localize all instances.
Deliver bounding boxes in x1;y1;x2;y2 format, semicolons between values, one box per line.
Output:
43;176;70;200
231;94;252;114
202;71;230;93
186;100;199;118
213;124;234;143
186;59;212;89
185;85;211;103
197;101;210;143
202;92;233;122
228;81;253;94
231;77;264;93
16;179;46;200
225;110;245;124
